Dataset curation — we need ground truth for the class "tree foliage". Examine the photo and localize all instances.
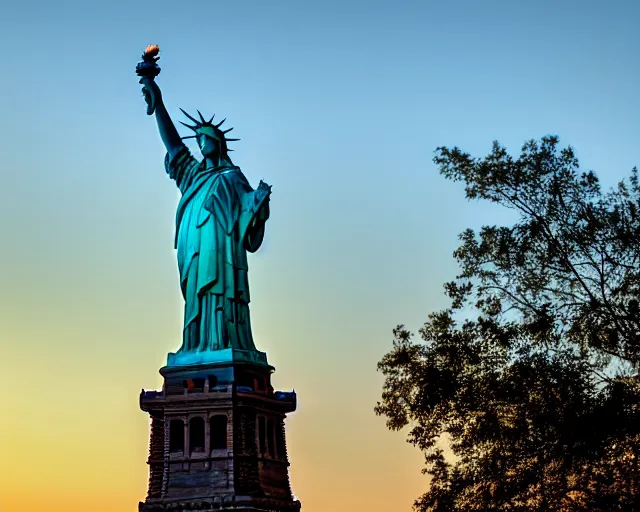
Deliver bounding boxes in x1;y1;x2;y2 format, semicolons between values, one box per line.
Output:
376;136;640;511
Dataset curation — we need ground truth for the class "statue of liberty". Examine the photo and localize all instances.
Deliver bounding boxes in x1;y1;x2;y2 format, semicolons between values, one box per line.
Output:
136;46;271;363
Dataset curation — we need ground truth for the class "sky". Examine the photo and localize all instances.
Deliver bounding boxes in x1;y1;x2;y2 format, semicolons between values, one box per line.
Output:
0;0;639;510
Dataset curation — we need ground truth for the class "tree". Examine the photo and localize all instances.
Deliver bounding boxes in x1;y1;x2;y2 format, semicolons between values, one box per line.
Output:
376;136;640;511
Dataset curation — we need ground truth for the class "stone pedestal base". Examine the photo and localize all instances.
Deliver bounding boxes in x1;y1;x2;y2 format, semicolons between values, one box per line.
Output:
139;359;299;512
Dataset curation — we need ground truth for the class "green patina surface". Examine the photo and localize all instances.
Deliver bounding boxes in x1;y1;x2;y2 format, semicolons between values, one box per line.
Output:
138;49;271;366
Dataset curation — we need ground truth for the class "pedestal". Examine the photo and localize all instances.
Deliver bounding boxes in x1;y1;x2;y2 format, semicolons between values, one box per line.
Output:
139;358;300;512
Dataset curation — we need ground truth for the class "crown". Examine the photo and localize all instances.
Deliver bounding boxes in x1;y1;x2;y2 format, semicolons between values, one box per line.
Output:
179;109;240;153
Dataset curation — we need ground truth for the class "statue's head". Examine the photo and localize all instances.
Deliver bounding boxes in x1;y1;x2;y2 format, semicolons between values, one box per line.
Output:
179;109;239;163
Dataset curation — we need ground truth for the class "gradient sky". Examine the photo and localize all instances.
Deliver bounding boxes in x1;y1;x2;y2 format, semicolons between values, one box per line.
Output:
1;1;639;511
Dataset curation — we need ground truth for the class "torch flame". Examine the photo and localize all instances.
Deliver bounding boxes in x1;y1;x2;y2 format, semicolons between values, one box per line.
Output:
144;45;160;60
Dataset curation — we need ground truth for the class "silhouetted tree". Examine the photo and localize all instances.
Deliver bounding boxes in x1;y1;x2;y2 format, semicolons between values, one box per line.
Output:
376;136;640;511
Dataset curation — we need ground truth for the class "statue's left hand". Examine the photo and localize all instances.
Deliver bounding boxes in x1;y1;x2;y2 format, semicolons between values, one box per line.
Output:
255;180;272;203
256;182;271;221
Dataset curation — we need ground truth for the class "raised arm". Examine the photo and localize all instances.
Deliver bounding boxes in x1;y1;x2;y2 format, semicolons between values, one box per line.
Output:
140;77;184;160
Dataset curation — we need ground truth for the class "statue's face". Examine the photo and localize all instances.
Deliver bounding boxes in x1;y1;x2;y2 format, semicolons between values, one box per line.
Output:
198;134;221;158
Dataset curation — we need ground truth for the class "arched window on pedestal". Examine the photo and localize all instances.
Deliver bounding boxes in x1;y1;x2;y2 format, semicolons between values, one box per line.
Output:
210;415;227;450
169;419;184;453
189;417;205;453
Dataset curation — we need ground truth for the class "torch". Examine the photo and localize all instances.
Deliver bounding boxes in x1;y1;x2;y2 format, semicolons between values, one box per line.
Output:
136;45;161;115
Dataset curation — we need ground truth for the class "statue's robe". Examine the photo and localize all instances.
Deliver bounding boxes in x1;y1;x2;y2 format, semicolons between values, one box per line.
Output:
165;146;270;352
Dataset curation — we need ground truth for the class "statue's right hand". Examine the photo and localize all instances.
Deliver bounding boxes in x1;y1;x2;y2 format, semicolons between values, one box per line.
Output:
139;77;161;116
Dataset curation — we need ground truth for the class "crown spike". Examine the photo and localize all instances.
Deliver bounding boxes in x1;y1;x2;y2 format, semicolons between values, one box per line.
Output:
179;108;201;126
197;110;206;123
208;114;215;123
179;121;199;131
222;127;234;134
215;118;226;128
225;138;240;142
181;135;197;139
